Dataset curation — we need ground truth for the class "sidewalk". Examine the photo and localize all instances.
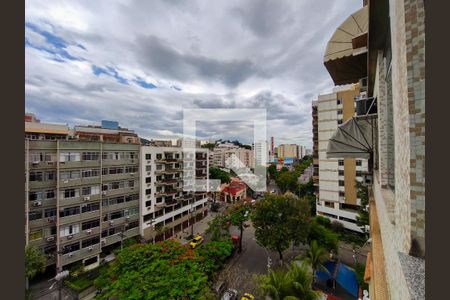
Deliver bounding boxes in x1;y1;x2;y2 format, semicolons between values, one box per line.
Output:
172;210;217;244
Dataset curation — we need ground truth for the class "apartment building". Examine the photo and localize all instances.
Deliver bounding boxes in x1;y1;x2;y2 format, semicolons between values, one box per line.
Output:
315;85;369;232
277;144;299;159
25;118;140;272
210;144;255;169
254;140;270;166
321;0;425;298
312;101;319;194
139;146;209;242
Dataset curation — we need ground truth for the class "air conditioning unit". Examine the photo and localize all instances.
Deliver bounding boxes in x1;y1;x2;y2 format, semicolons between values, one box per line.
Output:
125;216;130;220
47;217;55;223
129;173;135;175
86;229;92;234
68;253;73;257
88;246;93;251
101;238;106;244
46;236;54;242
84;196;90;201
63;180;69;184
32;201;42;207
109;220;114;226
102;191;107;195
32;161;40;165
67;235;73;240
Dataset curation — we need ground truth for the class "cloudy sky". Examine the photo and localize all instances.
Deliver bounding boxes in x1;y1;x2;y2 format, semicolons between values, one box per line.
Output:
25;0;361;147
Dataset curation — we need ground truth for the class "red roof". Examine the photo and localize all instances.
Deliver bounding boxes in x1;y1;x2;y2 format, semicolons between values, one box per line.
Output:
222;181;247;196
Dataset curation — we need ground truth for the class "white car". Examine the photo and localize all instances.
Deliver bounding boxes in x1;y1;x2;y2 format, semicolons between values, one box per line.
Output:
221;289;238;300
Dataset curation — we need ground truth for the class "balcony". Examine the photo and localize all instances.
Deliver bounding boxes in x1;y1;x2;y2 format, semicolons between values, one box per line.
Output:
59;226;101;246
60;211;101;226
61;243;101;266
59;194;101;208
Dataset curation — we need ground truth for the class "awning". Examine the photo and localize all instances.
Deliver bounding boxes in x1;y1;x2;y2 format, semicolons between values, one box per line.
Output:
323;5;368;85
326;116;375;159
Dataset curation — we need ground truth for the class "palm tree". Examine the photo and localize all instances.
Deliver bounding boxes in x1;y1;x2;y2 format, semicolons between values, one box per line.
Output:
259;269;293;300
303;240;329;284
288;262;321;300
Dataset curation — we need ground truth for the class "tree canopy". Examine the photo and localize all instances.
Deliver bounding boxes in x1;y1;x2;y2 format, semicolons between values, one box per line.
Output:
209;167;231;184
25;245;46;280
94;240;212;300
252;193;311;263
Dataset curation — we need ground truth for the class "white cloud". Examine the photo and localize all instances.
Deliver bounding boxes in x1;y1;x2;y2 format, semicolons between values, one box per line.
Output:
25;0;362;148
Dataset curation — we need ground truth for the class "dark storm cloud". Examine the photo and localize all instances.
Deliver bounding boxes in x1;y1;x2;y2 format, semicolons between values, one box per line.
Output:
136;35;264;88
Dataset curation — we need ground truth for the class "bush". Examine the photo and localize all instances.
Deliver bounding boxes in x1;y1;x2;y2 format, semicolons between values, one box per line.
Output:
330;221;345;233
195;240;233;276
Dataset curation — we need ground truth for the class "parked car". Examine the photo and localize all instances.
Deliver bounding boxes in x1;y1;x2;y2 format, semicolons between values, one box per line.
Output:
241;293;255;300
189;235;204;249
221;288;238;300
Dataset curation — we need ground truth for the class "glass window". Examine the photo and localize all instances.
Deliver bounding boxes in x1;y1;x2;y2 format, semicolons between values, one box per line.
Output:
29;210;42;221
59;206;80;218
356;160;362;166
29;172;43;182
46;171;56;181
145;154;151;160
339;180;345;186
60;224;80;237
44;208;56;218
82;219;100;230
82;236;100;248
145;188;152;195
62;242;80;254
29;191;43;201
145;177;151;183
145;165;152;172
338;160;344;166
82;152;99;161
82;169;100;178
81;203;100;213
60;152;81;162
62;188;79;199
129;207;139;215
43;226;56;237
110;211;124;220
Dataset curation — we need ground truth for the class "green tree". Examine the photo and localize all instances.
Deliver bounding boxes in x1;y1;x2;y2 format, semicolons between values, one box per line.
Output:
25;245;46;289
276;171;299;193
209;167;231;184
288;262;320;300
303;240;329;284
308;220;339;253
258;261;319;300
94;240;211;300
227;204;250;253
205;214;230;241
195;240;233;276
355;181;370;235
268;164;277;180
201;142;216;150
252;193;311;264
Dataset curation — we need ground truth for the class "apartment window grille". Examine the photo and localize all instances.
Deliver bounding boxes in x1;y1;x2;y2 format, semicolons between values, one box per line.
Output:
145;177;152;183
145;154;151;160
145;189;152;195
356;171;362;177
146;200;152;207
339;180;345;186
339;191;345;197
156;154;162;160
145;165;152;172
356;160;362;166
338;160;344;166
337;109;343;115
338;170;344;176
